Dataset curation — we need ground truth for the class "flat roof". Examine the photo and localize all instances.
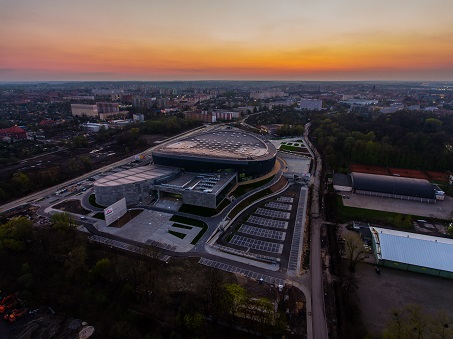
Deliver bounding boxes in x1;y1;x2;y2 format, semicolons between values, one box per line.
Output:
352;172;435;199
372;227;453;272
153;129;275;160
333;173;352;187
158;172;236;194
94;164;178;187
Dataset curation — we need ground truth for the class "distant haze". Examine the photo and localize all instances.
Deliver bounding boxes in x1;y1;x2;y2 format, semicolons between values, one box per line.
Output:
1;0;453;81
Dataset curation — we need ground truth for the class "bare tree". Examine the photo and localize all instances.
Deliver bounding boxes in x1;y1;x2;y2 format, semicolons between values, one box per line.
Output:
343;232;366;272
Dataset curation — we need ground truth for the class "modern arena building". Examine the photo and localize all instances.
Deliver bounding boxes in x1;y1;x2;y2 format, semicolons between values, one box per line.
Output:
152;129;277;181
94;129;277;207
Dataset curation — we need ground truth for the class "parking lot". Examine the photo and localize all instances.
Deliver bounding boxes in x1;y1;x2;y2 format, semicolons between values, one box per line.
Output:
265;202;292;211
247;215;288;229
238;224;286;240
217;184;308;272
342;193;453;220
255;208;291;219
230;235;283;253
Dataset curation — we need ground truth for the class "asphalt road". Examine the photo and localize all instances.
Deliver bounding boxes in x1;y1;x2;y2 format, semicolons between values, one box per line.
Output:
304;123;329;339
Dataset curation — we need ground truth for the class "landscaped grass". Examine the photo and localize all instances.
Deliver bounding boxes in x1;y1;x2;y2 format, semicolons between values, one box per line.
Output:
170;215;205;227
93;212;105;220
229;188;273;219
335;196;425;227
190;226;208;245
88;194;106;208
280;144;309;153
231;175;275;198
170;215;208;245
172;223;193;230
168;230;186;239
178;199;230;217
53;199;90;215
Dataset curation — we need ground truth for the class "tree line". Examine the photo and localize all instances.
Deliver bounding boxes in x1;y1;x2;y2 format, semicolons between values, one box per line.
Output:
0;214;294;338
310;111;453;171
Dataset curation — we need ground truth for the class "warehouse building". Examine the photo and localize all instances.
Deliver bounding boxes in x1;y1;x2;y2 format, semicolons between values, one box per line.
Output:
333;172;439;202
371;227;453;279
351;172;436;203
332;173;353;192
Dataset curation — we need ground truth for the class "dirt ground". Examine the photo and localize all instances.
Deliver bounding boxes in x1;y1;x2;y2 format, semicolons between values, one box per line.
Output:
53;199;90;215
354;262;453;337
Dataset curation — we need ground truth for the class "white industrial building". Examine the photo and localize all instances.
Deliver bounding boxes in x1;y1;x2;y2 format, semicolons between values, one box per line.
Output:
371;227;453;279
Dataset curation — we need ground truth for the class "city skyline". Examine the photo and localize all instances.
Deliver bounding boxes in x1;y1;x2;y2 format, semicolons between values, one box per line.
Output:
1;0;453;82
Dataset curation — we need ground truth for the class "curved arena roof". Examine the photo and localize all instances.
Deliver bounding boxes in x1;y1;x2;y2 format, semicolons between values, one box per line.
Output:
351;172;435;200
153;129;276;161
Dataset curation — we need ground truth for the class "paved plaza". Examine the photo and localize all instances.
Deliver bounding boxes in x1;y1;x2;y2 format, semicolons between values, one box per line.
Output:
94;209;197;252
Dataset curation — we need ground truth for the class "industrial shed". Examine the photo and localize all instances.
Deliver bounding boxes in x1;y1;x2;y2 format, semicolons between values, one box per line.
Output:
351;172;436;203
332;173;353;192
371;227;453;279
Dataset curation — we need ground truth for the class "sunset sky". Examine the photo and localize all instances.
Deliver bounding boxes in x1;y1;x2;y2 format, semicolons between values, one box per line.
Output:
1;0;453;81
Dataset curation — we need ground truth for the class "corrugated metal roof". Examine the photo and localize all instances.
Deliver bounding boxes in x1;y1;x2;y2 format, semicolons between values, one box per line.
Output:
373;227;453;272
352;172;435;199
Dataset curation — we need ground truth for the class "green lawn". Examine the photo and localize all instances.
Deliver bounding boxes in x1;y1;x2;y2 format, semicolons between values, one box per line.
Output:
334;196;427;228
88;194;106;208
169;215;208;245
232;175;275;198
229;188;273;219
280;144;310;153
178;199;230;217
172;223;193;230
93;212;105;220
168;230;186;239
170;215;205;227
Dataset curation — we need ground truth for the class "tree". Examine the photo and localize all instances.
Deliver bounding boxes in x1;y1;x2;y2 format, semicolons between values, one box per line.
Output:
50;212;76;230
343;232;366;272
222;283;248;319
79;155;92;171
383;304;451;339
0;216;33;252
11;171;33;195
447;224;453;237
90;258;112;282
